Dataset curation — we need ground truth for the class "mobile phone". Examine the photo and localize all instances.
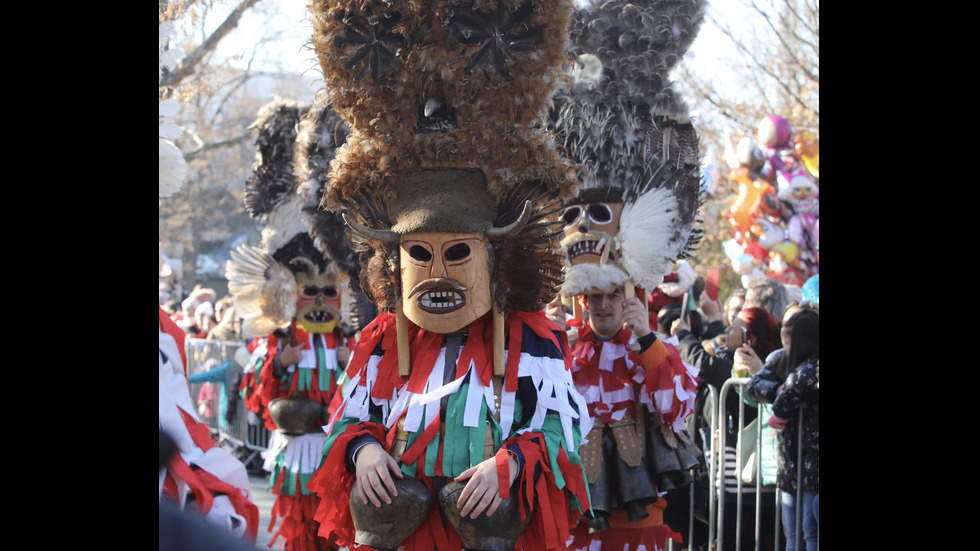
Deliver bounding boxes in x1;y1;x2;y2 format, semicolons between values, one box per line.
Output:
680;292;690;321
740;326;749;346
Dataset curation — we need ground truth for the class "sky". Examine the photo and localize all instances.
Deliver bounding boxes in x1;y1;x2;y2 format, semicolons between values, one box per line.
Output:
208;0;744;88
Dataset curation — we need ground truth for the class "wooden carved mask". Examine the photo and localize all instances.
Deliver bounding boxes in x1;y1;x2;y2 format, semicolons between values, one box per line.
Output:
399;231;492;334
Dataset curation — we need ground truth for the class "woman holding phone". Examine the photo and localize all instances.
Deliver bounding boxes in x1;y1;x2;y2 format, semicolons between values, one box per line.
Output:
667;306;782;551
742;306;819;551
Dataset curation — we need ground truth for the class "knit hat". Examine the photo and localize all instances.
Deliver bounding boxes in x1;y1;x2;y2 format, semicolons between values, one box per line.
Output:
548;0;707;297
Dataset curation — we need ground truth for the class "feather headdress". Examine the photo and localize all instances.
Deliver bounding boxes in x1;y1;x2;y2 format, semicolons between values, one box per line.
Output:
295;99;379;333
549;0;707;296
308;0;580;315
226;98;361;338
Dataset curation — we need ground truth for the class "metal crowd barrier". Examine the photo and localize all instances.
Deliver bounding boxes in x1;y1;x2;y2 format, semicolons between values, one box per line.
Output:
185;339;814;549
185;338;271;469
667;378;812;551
717;377;780;551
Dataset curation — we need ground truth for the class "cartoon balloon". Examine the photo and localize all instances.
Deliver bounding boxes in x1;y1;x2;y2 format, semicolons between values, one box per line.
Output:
793;129;819;180
757;115;796;180
757;115;792;149
701;143;720;196
724;166;775;238
723;132;741;170
767;242;808;286
723;238;746;260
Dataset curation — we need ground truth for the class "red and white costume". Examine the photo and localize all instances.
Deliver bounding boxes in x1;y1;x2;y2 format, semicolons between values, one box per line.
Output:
159;307;259;541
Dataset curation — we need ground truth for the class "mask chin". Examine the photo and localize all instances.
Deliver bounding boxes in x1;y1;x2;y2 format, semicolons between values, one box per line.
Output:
406;301;491;334
298;318;337;333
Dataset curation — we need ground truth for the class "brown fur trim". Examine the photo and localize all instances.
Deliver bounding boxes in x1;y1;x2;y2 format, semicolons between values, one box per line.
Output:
310;0;581;314
311;0;580;211
490;179;566;314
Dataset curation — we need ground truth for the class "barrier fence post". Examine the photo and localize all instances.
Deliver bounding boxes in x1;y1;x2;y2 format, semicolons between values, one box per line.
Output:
184;338;271;469
672;376;809;551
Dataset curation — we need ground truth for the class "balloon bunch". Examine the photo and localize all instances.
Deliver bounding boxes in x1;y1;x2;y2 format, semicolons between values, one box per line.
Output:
721;114;819;288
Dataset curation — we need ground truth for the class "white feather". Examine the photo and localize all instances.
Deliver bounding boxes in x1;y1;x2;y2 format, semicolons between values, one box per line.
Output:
616;186;686;291
560;263;630;298
226;245;298;338
657;260;695;297
158;22;183;84
260;194;311;254
159;139;186;198
159;24;186;198
158;97;186;198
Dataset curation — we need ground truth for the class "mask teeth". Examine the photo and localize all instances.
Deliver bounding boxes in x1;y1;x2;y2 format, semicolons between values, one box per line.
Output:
570;240;596;259
420;291;463;308
598;237;610;264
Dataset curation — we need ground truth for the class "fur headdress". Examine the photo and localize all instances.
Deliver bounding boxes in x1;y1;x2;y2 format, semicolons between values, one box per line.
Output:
226;98;362;338
295;99;379;332
308;0;581;316
548;0;707;296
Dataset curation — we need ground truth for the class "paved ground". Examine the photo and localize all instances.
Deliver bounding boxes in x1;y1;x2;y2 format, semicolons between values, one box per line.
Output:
249;473;277;549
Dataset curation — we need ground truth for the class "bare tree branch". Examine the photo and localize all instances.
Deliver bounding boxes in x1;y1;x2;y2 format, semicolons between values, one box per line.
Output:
750;1;818;83
160;0;263;89
184;134;253;161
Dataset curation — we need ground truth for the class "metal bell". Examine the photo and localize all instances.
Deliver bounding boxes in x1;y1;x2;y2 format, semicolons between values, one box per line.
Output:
674;428;704;473
348;475;434;551
587;444;614;521
266;397;323;435
438;479;531;551
588;514;611;534
645;420;684;491
587;428;659;524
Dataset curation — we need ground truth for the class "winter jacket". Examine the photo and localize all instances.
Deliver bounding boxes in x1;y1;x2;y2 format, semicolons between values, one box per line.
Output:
675;329;758;450
745;358;819;493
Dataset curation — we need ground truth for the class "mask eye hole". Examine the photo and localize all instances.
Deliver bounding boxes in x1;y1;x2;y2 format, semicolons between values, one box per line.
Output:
561;206;582;226
444;243;471;262
408;245;432;262
302;286;339;298
587;203;613;223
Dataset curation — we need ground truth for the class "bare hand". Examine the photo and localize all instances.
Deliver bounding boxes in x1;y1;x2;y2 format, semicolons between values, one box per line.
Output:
455;455;518;518
337;344;350;366
545;298;567;330
621;296;651;338
670;316;690;336
733;344;764;376
699;295;724;323
566;326;579;347
354;443;403;507
278;341;305;367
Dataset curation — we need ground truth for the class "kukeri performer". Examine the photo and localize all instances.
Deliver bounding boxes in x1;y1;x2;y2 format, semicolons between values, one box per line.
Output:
225;99;370;551
302;0;595;549
546;0;707;548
